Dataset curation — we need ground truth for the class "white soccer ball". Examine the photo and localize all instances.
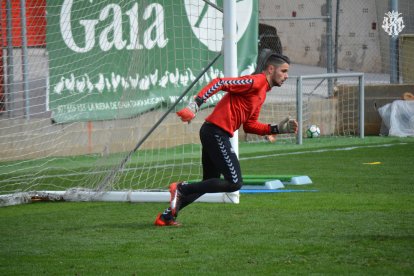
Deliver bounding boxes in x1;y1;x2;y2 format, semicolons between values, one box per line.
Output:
306;125;320;138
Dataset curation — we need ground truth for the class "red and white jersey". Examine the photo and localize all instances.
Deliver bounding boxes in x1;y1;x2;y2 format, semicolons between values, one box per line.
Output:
196;73;272;137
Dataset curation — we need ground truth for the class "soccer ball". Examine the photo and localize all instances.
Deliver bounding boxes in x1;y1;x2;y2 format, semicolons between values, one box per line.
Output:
306;125;320;138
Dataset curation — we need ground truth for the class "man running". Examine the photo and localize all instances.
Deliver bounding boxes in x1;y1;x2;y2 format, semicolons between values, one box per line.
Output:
155;53;298;226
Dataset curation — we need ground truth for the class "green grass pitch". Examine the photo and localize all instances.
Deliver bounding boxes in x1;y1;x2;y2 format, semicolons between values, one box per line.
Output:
0;136;413;275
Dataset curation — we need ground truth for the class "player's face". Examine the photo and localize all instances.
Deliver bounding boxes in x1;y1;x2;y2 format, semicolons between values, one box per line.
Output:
270;63;289;87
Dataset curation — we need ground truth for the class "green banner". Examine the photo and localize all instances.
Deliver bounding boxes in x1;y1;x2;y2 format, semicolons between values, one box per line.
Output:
47;0;258;123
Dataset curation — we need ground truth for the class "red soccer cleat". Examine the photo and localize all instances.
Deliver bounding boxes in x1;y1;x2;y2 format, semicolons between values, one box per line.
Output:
169;182;183;217
154;213;181;227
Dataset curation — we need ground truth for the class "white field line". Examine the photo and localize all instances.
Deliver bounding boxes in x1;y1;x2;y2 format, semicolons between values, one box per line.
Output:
1;143;407;184
239;143;407;161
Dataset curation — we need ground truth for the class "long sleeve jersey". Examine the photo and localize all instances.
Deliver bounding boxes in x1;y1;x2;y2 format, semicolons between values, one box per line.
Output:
196;73;272;137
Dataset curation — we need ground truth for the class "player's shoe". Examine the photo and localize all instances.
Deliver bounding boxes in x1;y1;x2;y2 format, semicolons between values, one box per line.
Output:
169;182;183;217
154;213;181;227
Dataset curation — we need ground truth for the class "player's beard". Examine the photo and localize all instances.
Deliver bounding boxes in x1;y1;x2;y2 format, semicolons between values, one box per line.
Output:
271;72;285;87
273;79;283;87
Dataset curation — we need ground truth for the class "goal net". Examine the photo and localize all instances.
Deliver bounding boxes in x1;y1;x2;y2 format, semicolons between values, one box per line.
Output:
0;0;258;206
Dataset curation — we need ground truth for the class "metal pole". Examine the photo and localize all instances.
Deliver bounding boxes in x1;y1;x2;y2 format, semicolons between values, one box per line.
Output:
296;77;303;145
326;0;334;96
359;74;365;138
223;0;238;157
5;0;15;118
389;0;399;83
20;0;30;119
223;0;237;79
334;0;340;73
260;16;330;21
297;73;364;79
0;8;4;113
223;0;240;203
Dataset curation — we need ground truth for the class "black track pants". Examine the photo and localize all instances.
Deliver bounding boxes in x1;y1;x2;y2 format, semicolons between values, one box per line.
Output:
179;122;243;210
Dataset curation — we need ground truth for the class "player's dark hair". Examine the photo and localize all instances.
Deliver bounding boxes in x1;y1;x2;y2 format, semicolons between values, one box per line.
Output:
254;50;291;74
265;53;290;68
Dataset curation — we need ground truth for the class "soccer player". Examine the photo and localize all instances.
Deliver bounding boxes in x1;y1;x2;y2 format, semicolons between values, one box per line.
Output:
154;53;298;226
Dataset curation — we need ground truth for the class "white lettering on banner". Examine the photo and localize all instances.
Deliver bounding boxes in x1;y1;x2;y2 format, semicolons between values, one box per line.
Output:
99;4;127;51
56;97;165;114
60;0;168;53
143;3;168;49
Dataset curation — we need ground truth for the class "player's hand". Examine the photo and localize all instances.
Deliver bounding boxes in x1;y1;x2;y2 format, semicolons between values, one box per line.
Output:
278;117;298;134
176;100;199;123
265;135;277;143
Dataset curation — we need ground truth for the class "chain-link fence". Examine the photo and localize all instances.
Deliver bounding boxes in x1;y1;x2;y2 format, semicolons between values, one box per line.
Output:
242;0;414;142
258;0;414;84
